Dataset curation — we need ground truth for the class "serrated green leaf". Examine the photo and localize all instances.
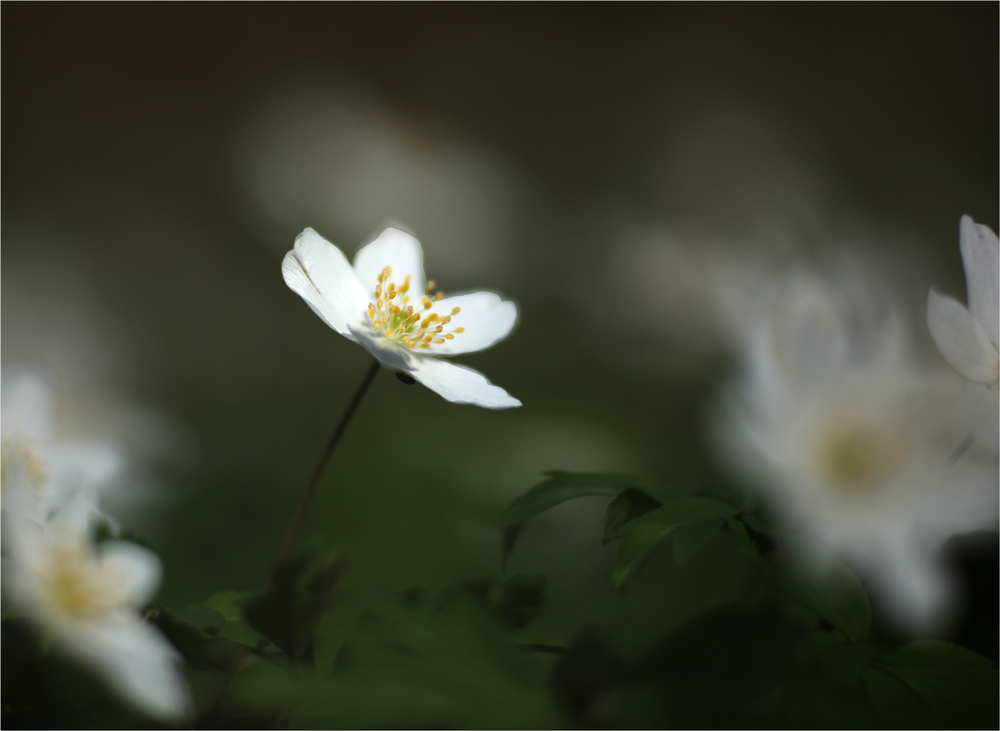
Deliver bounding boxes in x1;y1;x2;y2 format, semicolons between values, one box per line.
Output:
671;519;723;563
502;471;672;528
864;641;998;729
500;471;673;565
602;489;663;543
612;518;679;589
611;497;739;589
609;495;739;541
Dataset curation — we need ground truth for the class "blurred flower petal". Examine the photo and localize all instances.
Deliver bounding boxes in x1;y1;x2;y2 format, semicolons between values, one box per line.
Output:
959;215;999;348
927;289;999;384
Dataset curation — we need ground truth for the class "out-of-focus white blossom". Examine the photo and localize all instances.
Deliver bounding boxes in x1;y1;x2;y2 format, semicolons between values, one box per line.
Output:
2;488;190;722
238;85;525;282
283;227;520;409
718;272;998;631
2;374;121;525
927;216;999;387
3;246;190;529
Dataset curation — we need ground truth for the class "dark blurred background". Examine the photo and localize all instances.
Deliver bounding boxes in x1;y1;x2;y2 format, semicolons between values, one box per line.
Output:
3;3;997;660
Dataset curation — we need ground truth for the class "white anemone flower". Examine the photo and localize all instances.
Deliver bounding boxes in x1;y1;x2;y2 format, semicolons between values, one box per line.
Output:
282;227;521;409
719;273;998;631
2;487;191;722
927;215;999;388
1;373;121;524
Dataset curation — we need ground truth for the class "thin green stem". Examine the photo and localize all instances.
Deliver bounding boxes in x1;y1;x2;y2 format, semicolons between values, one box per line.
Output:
268;357;381;586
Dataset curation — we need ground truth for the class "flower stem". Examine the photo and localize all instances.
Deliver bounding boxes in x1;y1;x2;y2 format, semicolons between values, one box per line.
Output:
268;357;381;586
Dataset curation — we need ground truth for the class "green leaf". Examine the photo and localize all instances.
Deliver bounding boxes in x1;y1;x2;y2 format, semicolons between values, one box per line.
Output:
502;471;672;528
671;519;723;563
175;605;225;633
611;497;738;589
204;590;255;622
864;641;999;729
500;471;673;565
602;489;663;543
728;518;871;642
612;516;678;589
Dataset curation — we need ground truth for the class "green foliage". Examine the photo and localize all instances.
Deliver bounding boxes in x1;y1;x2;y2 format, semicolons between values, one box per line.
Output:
500;471;675;566
243;545;347;662
500;471;873;632
9;466;993;729
611;497;739;589
671;520;725;563
602;488;662;542
727;518;871;641
864;641;999;729
149;602;281;674
231;583;564;729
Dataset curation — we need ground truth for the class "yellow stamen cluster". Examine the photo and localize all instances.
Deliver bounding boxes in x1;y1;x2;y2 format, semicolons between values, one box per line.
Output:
367;266;465;349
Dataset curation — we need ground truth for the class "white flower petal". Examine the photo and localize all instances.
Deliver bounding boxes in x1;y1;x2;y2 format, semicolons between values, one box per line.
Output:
424;292;517;355
282;228;370;339
72;615;191;722
99;541;162;607
1;374;55;440
42;443;123;522
959;215;999;349
41;488;99;530
347;325;412;372
757;276;849;395
409;357;520;409
927;289;999;384
353;227;426;299
871;542;955;633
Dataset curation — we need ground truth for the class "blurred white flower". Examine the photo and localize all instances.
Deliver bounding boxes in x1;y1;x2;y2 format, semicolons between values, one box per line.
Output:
3;493;190;722
283;227;521;409
927;215;999;387
3;243;190;530
238;85;525;282
2;373;121;525
718;272;998;631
